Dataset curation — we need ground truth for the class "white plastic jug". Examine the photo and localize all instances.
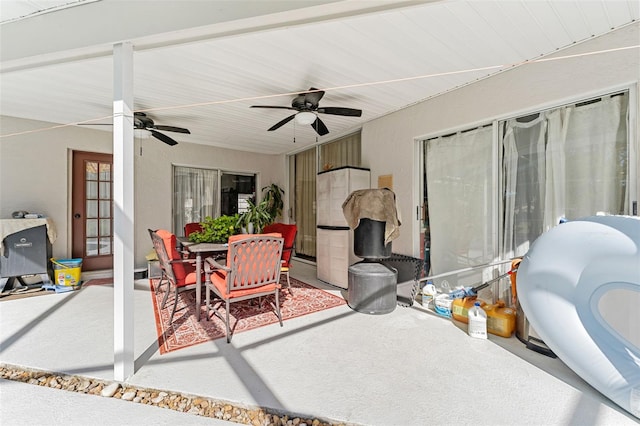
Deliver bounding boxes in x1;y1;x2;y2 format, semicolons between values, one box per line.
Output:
468;302;487;339
422;283;436;308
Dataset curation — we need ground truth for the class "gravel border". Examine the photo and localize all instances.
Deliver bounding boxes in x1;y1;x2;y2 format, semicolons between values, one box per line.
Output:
1;363;351;426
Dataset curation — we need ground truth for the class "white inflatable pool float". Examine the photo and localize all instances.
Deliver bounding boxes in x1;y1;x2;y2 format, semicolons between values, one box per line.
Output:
517;215;640;419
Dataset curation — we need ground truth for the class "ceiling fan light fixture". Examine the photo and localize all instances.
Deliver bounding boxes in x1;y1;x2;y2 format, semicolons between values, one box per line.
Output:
295;111;316;125
134;128;152;139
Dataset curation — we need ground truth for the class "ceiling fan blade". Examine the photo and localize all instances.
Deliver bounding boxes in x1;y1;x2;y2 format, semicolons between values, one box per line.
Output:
303;88;325;107
153;125;190;134
268;114;296;131
311;117;329;136
317;107;362;117
149;129;178;146
251;105;297;111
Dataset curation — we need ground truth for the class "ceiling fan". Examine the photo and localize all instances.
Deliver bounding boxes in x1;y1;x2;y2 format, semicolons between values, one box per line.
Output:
79;112;190;146
251;88;362;136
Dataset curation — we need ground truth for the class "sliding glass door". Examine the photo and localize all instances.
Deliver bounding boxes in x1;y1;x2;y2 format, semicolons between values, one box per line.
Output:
422;90;632;294
501;92;629;258
424;126;495;288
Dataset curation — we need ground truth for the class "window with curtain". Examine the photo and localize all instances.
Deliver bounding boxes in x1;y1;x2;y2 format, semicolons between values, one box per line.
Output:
501;92;629;259
319;132;361;171
424;126;495;288
293;148;317;259
291;132;362;260
173;166;219;235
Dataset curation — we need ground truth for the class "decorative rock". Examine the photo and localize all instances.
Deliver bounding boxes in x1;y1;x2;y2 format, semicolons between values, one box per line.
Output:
151;395;165;404
0;364;340;426
101;382;120;397
121;391;136;401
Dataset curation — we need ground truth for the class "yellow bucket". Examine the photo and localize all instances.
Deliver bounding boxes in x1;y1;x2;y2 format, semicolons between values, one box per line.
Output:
51;258;82;286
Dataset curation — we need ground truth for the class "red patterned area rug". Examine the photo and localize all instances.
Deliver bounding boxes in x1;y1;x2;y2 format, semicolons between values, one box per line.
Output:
150;277;346;354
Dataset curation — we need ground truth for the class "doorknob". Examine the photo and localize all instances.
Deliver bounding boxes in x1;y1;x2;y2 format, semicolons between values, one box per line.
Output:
74;213;81;219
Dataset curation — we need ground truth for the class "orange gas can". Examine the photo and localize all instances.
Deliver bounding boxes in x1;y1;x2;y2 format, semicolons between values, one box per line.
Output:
451;297;485;323
483;300;517;338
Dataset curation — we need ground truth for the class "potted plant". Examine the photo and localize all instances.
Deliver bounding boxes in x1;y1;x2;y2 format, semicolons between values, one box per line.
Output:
240;199;272;233
236;199;271;233
189;214;239;243
262;183;285;221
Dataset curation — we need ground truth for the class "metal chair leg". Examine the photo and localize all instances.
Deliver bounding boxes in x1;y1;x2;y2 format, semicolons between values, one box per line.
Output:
205;281;210;321
275;289;283;326
225;299;231;343
160;279;172;309
169;286;179;325
285;270;292;295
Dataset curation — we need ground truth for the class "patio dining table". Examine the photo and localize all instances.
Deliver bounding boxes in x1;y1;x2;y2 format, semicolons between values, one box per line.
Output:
178;237;228;321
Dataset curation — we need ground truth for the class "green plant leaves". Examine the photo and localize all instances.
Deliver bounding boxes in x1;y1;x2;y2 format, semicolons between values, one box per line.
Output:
189;214;239;243
262;183;284;220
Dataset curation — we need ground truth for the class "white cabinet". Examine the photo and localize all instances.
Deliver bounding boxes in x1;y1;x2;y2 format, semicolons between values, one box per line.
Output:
316;167;370;227
316;167;370;288
316;228;362;289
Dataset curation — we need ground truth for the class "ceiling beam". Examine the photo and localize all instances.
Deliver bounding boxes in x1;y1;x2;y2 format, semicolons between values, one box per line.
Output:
1;0;435;73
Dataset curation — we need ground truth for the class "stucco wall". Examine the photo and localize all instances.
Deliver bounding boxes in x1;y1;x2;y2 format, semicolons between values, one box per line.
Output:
0;117;285;269
362;22;640;257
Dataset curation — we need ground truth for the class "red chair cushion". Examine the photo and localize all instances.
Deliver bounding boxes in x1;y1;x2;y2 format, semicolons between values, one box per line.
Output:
262;223;297;267
156;229;196;285
184;222;203;237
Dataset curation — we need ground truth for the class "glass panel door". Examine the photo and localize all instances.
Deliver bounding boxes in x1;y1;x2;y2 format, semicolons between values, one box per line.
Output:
72;151;113;271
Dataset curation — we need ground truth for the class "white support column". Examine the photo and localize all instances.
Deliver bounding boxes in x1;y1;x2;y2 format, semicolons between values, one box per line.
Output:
112;42;135;381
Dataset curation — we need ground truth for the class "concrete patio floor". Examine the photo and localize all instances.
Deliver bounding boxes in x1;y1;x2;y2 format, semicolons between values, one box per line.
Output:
0;260;637;425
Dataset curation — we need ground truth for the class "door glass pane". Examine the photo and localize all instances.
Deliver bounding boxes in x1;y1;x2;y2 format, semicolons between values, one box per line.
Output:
99;219;111;236
86;181;98;199
86;219;98;237
86;200;98;218
99;163;111;181
99;182;110;199
86;237;98;256
99;201;111;218
99;237;111;255
86;162;97;180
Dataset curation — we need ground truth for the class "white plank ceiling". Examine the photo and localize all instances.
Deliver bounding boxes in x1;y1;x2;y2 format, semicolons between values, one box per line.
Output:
1;0;638;154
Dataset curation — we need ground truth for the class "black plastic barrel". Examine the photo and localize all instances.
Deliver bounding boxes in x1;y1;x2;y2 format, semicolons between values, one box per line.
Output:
353;218;392;259
347;262;397;314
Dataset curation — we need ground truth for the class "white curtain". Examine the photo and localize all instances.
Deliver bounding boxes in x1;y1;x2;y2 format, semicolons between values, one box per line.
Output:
502;92;628;259
173;166;218;235
426;126;494;286
543;108;569;230
294;148;317;258
563;95;628;217
502;116;547;259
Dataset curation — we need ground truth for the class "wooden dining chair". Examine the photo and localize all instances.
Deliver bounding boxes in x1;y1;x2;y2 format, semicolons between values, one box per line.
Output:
148;229;204;325
204;233;284;343
262;223;297;293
